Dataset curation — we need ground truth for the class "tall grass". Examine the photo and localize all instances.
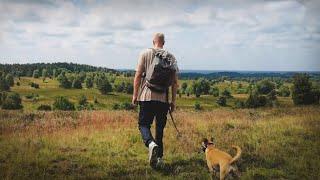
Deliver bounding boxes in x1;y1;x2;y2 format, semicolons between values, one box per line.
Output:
0;106;319;179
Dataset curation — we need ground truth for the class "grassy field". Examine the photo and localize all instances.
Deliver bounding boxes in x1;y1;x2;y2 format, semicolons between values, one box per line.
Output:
12;77;294;111
0;106;319;179
1;77;319;179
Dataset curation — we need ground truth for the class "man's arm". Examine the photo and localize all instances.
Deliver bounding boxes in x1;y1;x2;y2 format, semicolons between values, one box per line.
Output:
132;70;143;105
170;73;179;112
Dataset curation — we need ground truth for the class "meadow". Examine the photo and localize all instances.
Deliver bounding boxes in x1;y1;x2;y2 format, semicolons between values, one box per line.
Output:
0;76;319;179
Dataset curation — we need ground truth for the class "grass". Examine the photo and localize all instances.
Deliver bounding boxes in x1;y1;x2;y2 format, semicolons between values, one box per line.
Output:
0;106;319;179
12;77;294;111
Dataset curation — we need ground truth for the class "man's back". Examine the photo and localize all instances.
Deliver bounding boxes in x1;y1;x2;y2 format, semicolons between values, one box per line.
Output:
136;48;178;103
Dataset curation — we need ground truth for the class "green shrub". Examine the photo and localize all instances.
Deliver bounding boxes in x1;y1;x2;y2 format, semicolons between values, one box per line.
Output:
120;102;134;110
72;76;82;89
53;96;75;111
194;102;201;110
216;96;227;106
292;74;317;105
37;104;52;111
245;90;267;108
0;75;10;91
221;89;232;98
96;77;112;95
5;74;14;87
30;82;39;89
257;79;275;94
112;103;120;110
1;92;23;110
78;95;87;106
278;85;290;97
235;100;245;108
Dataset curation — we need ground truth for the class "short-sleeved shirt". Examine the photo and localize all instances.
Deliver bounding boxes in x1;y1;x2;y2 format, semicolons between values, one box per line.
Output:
136;48;178;103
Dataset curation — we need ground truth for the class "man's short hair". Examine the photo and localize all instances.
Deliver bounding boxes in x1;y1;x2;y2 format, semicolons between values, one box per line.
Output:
153;32;165;43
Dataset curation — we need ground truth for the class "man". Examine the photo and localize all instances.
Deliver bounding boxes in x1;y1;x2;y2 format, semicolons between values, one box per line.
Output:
132;32;179;168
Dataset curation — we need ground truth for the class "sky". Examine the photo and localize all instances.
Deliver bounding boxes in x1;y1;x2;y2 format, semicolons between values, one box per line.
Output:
0;0;319;71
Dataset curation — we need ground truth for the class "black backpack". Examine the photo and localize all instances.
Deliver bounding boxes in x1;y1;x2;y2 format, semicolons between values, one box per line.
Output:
144;48;176;93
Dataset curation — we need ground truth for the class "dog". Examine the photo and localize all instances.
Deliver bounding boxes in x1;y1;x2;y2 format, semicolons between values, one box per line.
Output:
201;138;242;180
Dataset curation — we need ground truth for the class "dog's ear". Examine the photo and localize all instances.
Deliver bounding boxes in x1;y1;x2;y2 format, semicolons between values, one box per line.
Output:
202;138;208;144
210;137;214;143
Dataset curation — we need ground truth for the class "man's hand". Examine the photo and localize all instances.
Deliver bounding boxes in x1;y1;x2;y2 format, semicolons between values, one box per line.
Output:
170;102;176;112
132;95;138;106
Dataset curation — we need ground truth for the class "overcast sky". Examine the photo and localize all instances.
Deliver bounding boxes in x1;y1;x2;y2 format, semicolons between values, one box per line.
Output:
0;0;319;71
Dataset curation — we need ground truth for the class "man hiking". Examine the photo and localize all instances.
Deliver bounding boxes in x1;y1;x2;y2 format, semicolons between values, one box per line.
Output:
132;32;179;168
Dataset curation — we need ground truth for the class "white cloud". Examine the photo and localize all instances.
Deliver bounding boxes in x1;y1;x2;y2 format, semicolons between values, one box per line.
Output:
0;0;319;70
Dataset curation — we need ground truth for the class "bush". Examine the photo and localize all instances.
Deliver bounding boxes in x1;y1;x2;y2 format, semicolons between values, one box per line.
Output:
278;85;290;97
0;75;10;91
257;79;275;94
78;95;88;106
96;77;112;95
25;93;38;99
292;74;317;105
57;72;71;89
112;103;120;110
245;90;267;108
216;96;227;106
235;100;245;108
221;89;232;98
5;74;14;87
30;82;39;89
120;102;135;110
72;76;82;89
209;86;219;97
1;92;23;110
194;102;201;110
85;76;94;88
53;96;75;111
16;82;20;86
37;104;52;111
94;96;98;104
33;70;39;78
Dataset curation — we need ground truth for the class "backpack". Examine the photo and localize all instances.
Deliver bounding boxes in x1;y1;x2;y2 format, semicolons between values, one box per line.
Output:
144;48;177;93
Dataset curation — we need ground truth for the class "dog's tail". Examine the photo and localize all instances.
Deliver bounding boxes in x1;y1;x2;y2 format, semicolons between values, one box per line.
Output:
230;145;242;164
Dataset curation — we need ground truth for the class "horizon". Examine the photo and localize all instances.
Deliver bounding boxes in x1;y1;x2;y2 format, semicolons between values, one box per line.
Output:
0;0;320;71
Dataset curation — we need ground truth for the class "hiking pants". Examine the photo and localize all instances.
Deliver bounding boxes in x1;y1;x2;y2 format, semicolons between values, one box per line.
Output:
138;101;169;158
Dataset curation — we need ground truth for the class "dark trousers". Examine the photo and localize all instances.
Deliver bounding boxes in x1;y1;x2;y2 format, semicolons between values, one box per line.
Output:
138;101;169;158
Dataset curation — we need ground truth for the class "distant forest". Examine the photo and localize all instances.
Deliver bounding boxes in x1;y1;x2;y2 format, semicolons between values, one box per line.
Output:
0;62;319;80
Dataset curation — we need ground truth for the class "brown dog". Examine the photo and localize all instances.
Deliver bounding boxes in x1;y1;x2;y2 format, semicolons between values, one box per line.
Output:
201;138;242;180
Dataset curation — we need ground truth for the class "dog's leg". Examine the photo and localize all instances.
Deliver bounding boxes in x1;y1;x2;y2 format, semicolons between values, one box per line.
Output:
219;163;230;180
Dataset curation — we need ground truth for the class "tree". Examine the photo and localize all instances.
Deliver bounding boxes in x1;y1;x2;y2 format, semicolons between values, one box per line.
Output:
181;82;188;94
216;96;227;106
5;73;14;87
124;82;133;94
114;81;125;92
278;85;290;97
245;89;267;108
221;89;232;98
52;69;57;79
42;69;47;81
33;69;40;78
209;86;219;97
78;95;88;106
292;74;316;105
0;75;10;91
57;72;71;89
256;79;275;94
85;76;94;88
96;77;112;95
1;92;23;110
72;76;82;89
53;96;75;111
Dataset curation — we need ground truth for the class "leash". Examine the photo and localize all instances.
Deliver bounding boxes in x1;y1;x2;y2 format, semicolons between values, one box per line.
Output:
168;107;181;137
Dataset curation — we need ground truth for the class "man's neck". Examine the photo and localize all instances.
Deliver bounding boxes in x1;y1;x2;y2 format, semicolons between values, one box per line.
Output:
153;45;163;49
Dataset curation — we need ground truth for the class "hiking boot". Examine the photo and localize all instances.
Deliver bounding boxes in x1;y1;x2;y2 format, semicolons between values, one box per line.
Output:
148;141;159;168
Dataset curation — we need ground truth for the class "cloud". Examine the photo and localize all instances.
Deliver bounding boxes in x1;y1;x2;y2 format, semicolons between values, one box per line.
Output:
0;0;319;70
